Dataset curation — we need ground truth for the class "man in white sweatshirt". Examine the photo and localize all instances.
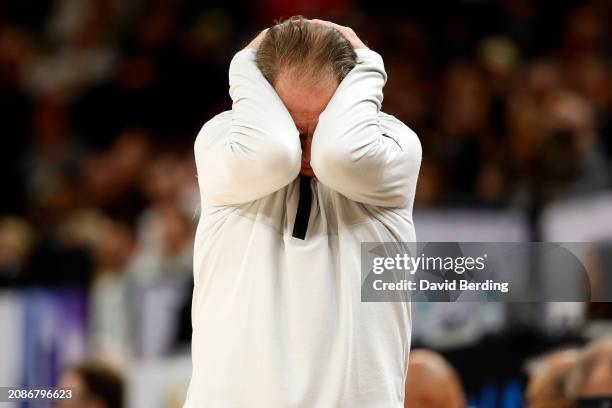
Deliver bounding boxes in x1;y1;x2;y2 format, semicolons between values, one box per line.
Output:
184;16;422;408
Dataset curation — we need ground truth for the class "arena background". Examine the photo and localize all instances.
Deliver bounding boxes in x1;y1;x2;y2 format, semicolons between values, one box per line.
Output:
0;0;611;407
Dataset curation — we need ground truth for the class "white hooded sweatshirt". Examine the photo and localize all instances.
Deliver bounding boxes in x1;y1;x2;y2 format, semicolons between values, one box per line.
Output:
184;46;422;408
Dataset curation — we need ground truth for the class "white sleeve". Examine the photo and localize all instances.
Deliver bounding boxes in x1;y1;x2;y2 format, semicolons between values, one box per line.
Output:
310;48;421;208
194;49;301;206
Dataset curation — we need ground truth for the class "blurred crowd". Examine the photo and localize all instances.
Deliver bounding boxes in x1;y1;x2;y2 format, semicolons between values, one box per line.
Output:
51;335;612;408
0;0;611;399
420;336;612;408
375;2;612;212
403;335;612;408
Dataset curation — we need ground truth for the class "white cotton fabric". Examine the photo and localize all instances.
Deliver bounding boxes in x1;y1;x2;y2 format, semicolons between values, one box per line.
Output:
184;47;422;408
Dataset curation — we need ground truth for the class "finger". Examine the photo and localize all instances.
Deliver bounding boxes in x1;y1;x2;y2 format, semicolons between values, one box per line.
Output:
255;28;269;39
246;28;269;49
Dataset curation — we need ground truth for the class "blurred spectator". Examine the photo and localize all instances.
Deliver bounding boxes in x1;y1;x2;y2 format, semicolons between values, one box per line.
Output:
131;203;193;282
79;129;151;222
56;360;124;408
88;216;136;361
404;349;466;408
567;336;612;404
540;91;609;198
26;0;121;97
24;93;84;224
525;348;580;408
136;154;198;255
0;216;34;284
130;202;194;358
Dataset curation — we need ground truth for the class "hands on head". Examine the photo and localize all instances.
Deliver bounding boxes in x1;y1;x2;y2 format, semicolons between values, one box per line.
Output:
243;17;367;178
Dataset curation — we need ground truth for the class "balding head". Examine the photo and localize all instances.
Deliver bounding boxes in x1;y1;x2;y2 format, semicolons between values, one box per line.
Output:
256;16;356;88
567;336;612;399
526;348;580;408
404;349;466;408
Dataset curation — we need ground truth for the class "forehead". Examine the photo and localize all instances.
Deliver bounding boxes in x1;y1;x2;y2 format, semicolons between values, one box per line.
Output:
274;71;338;116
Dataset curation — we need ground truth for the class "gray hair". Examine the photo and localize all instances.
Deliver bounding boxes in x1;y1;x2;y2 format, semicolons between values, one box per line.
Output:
256;16;357;87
